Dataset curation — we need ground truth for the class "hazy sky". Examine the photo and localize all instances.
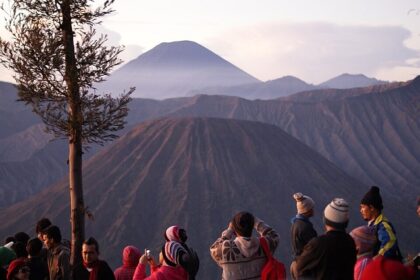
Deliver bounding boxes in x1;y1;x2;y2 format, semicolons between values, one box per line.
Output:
1;0;420;83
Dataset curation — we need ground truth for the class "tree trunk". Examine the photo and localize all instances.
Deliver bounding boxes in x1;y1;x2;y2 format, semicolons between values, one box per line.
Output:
62;0;85;268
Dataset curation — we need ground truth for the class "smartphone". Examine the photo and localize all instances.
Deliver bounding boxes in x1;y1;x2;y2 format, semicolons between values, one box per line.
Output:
145;249;151;258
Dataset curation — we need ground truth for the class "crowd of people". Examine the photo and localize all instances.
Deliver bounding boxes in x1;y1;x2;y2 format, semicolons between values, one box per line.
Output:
0;186;419;280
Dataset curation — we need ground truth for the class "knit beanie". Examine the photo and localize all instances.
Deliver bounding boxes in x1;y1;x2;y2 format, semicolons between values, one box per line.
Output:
165;225;187;243
231;211;254;237
350;226;377;254
323;198;349;230
6;259;26;280
361;186;383;211
0;246;16;267
162;241;187;266
293;193;315;214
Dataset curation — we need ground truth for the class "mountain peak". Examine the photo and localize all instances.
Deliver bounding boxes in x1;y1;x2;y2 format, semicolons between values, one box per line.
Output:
100;41;260;99
320;73;387;89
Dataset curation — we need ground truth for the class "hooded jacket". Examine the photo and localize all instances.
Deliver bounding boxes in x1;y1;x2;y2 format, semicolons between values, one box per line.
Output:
210;219;279;280
114;246;141;280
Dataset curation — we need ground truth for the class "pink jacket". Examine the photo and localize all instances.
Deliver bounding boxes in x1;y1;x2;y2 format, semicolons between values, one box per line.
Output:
354;255;372;280
133;263;188;280
114;246;141;280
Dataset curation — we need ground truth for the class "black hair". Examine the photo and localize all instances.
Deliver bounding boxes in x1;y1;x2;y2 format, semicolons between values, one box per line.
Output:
11;242;28;258
26;238;43;257
44;225;62;243
83;237;99;254
4;236;16;244
14;232;30;245
36;218;52;234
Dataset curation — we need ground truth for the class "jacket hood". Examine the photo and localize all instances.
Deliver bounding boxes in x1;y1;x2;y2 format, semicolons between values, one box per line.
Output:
123;246;140;267
234;236;260;258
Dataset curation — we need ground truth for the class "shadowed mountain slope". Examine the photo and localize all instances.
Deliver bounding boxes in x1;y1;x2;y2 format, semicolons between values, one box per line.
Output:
99;41;260;99
0;117;377;279
153;78;420;196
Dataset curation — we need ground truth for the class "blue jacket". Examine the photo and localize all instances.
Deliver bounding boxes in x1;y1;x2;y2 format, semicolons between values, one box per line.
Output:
369;214;402;260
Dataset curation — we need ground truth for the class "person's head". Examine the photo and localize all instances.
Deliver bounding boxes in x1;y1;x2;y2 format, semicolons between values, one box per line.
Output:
35;218;51;241
42;226;61;250
122;245;140;267
26;238;42;258
82;237;99;265
7;259;30;280
164;226;188;243
323;198;349;231
13;233;29;247
360;186;383;221
293;192;315;217
231;211;255;237
350;226;377;255
11;242;27;259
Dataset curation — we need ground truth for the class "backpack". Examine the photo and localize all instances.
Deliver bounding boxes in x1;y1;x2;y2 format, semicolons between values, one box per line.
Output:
259;237;286;280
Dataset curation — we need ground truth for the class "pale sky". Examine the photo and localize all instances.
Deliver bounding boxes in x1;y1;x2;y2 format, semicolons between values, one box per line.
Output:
1;0;420;84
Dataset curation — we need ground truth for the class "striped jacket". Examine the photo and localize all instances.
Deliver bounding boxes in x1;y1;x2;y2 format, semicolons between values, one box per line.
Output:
369;214;402;260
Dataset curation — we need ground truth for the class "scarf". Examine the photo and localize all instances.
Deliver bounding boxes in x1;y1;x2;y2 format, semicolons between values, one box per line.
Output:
83;260;99;280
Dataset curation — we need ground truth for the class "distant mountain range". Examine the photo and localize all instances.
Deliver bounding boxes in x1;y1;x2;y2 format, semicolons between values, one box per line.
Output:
0;117;372;279
98;40;388;99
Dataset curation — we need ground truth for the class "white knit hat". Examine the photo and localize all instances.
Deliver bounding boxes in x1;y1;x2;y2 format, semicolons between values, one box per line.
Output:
323;198;349;229
293;193;315;214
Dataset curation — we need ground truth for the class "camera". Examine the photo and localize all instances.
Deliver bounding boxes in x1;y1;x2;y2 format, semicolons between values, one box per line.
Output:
145;249;151;258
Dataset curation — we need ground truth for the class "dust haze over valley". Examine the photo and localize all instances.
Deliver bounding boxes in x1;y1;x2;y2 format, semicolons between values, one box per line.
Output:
1;38;420;279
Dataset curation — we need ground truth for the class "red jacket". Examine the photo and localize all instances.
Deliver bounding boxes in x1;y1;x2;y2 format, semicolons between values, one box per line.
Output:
133;263;188;280
114;246;141;280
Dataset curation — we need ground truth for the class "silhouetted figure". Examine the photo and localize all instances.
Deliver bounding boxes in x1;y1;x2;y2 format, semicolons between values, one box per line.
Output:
210;212;279;280
72;237;115;280
25;238;48;280
7;259;30;280
296;198;357;280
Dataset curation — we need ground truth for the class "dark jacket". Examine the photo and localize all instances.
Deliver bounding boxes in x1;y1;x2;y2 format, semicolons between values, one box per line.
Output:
26;256;49;280
47;244;70;280
369;214;402;260
296;229;357;280
72;260;115;280
291;214;317;259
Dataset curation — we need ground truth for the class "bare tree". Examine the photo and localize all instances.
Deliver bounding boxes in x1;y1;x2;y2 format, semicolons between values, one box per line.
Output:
0;0;134;267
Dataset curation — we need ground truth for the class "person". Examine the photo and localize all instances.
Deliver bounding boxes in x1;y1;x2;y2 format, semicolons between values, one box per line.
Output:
0;246;17;280
350;225;376;280
114;246;141;280
210;212;279;280
290;192;317;280
360;255;415;280
72;237;115;280
6;259;30;280
360;186;402;260
10;244;26;261
25;238;48;280
133;225;199;280
35;219;51;264
296;198;357;280
42;225;70;280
